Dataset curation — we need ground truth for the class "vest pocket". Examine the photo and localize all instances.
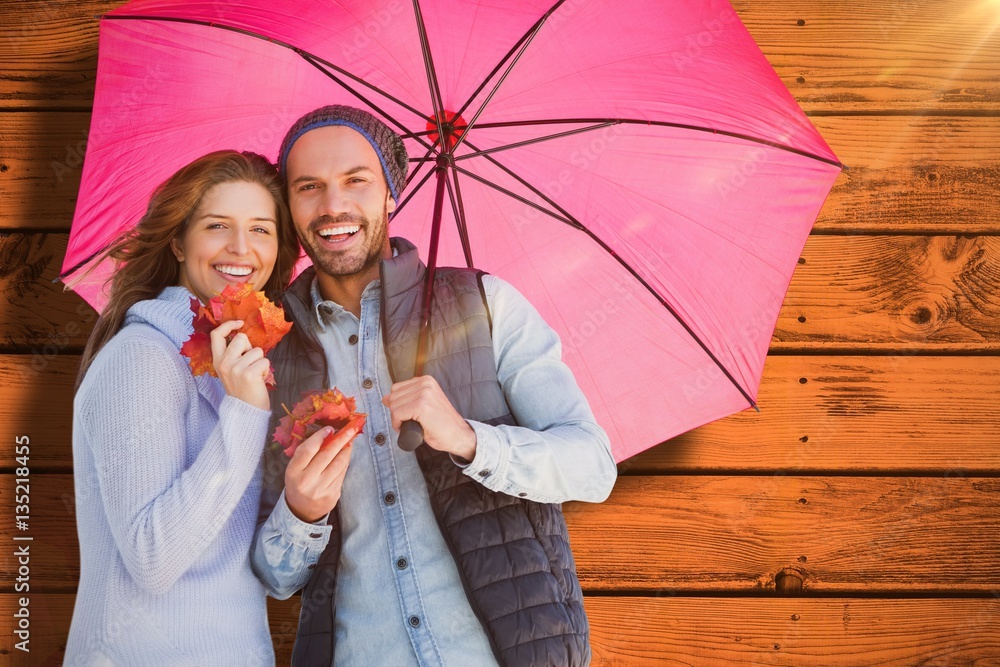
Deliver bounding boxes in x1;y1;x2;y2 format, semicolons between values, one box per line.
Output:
524;500;573;600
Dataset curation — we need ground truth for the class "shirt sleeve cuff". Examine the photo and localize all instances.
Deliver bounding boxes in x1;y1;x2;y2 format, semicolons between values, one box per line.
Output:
457;420;510;491
271;489;333;552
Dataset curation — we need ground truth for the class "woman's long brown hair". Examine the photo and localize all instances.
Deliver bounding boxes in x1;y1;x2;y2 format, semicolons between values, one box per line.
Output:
76;150;300;386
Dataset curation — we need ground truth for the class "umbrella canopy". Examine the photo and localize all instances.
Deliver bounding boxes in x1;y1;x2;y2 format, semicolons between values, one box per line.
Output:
64;0;842;462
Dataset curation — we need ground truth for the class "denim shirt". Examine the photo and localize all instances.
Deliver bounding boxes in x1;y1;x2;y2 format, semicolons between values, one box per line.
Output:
251;273;617;666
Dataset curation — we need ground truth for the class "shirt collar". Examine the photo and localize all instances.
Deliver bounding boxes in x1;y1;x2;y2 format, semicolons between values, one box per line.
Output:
310;246;400;331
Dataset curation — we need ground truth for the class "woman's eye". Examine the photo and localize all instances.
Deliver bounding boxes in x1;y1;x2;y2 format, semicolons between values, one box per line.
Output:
252;226;272;234
207;223;225;229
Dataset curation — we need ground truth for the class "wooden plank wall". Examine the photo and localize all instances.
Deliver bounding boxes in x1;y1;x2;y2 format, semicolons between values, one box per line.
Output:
2;0;999;664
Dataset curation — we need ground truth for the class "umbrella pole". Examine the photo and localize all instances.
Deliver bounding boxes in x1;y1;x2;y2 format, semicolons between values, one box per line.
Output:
397;156;450;451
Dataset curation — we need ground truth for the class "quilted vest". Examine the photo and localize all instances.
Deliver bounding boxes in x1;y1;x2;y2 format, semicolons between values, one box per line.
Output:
262;238;590;666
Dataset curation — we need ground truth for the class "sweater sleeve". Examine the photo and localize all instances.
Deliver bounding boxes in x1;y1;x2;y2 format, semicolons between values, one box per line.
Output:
77;330;271;595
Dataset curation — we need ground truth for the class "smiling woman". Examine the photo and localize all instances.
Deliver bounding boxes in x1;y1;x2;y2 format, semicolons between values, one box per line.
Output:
75;150;299;384
170;180;281;304
64;150;307;666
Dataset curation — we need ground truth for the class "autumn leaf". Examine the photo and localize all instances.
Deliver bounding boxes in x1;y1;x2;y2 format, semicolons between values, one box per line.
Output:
179;283;293;387
273;388;367;457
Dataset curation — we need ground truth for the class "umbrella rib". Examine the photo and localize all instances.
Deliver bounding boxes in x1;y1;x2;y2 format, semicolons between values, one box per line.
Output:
449;163;576;229
393;163;439;218
473;117;844;168
461;141;760;410
451;0;569;125
411;0;447;153
445;168;475;268
405;141;442;189
455;121;619;161
463;137;584;228
101;14;437;150
57;245;106;282
296;52;434;153
448;5;559;155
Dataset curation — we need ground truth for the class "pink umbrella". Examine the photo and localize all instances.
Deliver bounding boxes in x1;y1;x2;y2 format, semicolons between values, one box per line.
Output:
63;0;842;462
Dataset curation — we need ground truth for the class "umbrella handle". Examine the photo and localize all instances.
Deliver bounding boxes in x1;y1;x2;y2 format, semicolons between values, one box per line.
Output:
396;160;448;455
397;419;424;451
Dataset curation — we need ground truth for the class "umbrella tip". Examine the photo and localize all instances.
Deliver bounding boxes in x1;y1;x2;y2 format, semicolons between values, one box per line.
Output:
752;402;761;413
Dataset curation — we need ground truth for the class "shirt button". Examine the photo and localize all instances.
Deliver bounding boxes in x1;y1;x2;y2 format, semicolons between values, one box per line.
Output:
362;378;374;389
348;334;358;345
396;557;408;570
309;533;322;538
384;492;396;505
518;492;527;497
408;616;421;628
374;433;387;445
478;470;491;478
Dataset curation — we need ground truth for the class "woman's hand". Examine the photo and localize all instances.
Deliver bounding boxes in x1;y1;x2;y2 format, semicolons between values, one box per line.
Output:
210;319;271;411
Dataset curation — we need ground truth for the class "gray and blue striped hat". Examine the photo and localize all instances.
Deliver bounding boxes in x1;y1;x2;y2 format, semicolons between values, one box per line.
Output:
278;105;409;202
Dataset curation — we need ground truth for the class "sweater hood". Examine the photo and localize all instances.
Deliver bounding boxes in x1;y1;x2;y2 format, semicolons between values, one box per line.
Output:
123;286;199;350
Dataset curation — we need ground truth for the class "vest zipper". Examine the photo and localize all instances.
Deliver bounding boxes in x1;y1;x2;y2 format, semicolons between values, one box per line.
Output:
417;456;508;666
380;260;507;665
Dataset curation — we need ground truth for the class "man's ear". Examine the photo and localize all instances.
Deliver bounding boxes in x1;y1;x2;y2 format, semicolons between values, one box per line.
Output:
170;236;185;262
386;194;397;215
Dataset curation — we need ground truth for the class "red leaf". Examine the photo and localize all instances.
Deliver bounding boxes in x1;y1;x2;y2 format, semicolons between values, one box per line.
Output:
273;388;367;458
179;284;293;387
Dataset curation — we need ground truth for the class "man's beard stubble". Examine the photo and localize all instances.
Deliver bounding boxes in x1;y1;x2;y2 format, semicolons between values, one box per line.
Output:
301;206;389;279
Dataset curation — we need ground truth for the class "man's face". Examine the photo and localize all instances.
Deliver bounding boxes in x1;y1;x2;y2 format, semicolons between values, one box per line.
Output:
285;125;397;279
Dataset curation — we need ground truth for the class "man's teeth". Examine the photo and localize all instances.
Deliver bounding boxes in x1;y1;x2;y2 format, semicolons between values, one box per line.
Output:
318;225;361;238
215;265;253;276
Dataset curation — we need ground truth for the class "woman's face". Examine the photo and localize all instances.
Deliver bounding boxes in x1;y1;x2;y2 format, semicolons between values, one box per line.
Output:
171;180;279;303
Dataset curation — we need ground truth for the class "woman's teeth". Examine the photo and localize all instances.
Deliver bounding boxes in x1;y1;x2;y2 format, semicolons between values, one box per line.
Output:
215;265;253;276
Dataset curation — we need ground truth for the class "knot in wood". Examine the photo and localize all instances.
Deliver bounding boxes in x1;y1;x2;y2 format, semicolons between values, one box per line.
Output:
775;568;804;595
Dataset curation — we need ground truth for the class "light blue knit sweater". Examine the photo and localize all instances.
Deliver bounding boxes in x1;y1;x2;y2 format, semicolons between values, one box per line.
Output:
65;286;275;666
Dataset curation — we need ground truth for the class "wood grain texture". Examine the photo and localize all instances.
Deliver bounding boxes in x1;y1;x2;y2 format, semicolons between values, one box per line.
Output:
624;355;1000;474
0;1;112;108
0;355;80;471
3;113;999;234
2;1;998;112
566;476;1000;593
3;595;998;666
733;0;1000;113
9;354;999;473
811;116;1000;234
584;597;1000;666
778;235;1000;351
0;112;88;229
7;475;1000;593
2;233;999;351
0;234;97;350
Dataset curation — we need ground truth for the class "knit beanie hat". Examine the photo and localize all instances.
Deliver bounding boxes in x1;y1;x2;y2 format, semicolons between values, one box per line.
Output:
278;105;409;202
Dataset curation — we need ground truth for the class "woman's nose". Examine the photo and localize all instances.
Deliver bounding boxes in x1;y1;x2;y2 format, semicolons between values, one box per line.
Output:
227;228;250;255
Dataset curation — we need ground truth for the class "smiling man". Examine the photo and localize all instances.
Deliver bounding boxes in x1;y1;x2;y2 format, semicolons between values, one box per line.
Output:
251;105;617;667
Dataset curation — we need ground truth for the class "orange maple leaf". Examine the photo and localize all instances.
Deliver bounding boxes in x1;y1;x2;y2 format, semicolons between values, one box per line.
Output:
179;283;293;388
273;388;367;457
